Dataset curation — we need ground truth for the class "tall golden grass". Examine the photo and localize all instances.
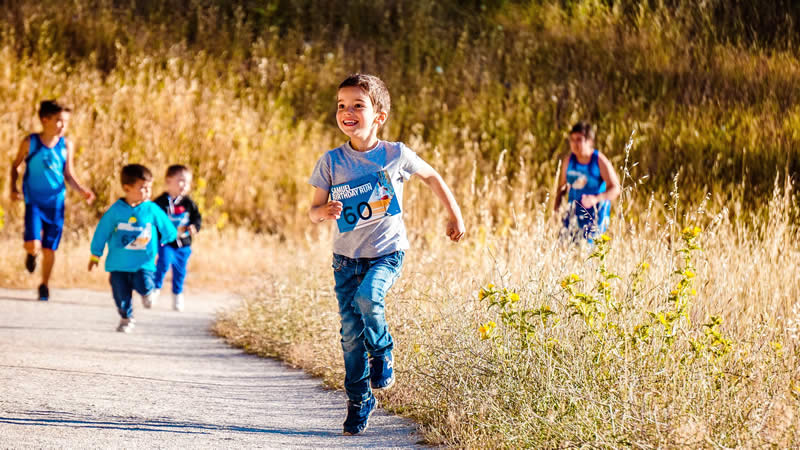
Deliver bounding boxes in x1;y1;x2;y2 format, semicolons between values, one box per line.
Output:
215;175;800;446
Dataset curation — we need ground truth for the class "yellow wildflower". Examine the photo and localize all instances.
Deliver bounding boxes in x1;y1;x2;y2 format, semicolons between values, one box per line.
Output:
690;288;697;296
600;234;611;242
684;269;695;279
670;289;679;296
640;262;650;270
413;343;422;353
478;289;486;301
570;273;580;282
509;293;520;302
478;321;497;340
487;283;494;289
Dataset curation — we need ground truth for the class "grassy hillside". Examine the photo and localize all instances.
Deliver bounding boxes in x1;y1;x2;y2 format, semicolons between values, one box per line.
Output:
1;0;799;235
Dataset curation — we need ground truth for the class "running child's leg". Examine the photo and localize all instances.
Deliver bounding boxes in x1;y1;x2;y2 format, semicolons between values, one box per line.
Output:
39;211;64;291
132;269;156;298
154;245;173;291
170;246;192;294
332;254;372;404
23;204;42;273
109;272;135;319
354;251;404;357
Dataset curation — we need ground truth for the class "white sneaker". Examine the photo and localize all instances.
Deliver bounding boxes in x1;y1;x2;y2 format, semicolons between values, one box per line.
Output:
173;293;184;312
142;289;161;309
116;317;136;333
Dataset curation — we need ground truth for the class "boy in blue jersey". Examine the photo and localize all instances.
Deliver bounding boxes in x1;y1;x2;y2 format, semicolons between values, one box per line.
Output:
309;74;465;435
554;121;621;242
152;165;202;312
88;164;177;333
9;100;95;301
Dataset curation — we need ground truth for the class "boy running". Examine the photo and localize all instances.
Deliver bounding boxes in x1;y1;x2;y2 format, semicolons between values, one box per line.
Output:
9;100;95;300
88;164;177;333
152;165;202;312
309;73;465;435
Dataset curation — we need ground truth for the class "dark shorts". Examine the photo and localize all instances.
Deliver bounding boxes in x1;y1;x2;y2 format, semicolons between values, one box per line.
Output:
24;203;65;250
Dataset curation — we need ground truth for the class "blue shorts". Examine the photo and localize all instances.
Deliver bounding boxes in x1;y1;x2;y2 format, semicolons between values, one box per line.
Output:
24;202;65;250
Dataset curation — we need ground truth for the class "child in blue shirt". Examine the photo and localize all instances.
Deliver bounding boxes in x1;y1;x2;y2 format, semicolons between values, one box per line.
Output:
152;164;202;312
9;100;95;301
554;121;621;242
88;164;177;333
309;73;465;435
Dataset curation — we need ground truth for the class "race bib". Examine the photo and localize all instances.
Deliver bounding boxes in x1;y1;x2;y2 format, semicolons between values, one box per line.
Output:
330;170;401;233
116;220;152;250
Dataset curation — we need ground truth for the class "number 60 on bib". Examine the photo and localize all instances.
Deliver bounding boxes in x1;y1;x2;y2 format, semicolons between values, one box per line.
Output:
330;170;401;233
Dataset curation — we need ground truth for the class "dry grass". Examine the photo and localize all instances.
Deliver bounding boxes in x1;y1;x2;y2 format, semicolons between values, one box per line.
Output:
215;177;800;447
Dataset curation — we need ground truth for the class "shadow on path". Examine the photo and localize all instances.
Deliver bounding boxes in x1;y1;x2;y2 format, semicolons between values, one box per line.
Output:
0;410;338;437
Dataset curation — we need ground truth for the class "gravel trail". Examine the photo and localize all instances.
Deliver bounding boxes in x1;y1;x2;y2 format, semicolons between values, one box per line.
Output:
0;287;420;448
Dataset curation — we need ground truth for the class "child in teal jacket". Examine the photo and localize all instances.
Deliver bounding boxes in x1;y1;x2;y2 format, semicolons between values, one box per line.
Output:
89;164;177;332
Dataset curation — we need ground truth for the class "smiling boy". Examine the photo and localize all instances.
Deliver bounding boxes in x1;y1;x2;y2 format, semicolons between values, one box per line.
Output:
308;74;465;435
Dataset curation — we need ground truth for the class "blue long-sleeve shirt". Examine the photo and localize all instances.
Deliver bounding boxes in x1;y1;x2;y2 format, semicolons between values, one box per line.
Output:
90;199;178;272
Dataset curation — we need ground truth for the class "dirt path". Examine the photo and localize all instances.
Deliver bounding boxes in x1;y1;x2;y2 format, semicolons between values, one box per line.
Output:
0;287;421;448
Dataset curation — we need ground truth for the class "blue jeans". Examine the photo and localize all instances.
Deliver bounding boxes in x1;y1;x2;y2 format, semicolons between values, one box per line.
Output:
332;250;404;403
109;270;155;319
154;245;192;294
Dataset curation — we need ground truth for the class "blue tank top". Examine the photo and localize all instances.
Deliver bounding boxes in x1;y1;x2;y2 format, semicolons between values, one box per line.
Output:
564;150;610;239
23;134;67;207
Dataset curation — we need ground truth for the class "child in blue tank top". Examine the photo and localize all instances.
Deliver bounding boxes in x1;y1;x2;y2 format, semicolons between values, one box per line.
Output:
554;121;620;242
9;100;95;301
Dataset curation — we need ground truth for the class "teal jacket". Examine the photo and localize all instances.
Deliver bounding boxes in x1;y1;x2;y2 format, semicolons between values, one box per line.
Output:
90;199;177;272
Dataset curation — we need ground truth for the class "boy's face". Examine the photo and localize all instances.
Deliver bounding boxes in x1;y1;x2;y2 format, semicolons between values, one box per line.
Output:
40;111;70;137
123;179;153;204
336;87;387;143
165;171;192;197
569;132;593;155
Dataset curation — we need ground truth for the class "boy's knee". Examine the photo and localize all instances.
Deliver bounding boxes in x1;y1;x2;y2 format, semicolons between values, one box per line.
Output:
341;336;363;353
354;292;385;316
24;241;40;253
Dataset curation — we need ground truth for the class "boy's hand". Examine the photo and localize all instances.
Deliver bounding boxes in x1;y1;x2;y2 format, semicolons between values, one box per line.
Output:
10;190;22;202
580;194;600;209
188;224;198;235
319;201;343;222
88;259;98;271
82;190;96;204
446;217;466;242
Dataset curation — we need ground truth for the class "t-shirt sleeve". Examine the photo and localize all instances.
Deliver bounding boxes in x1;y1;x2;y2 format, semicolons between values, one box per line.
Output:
398;143;432;180
308;153;332;190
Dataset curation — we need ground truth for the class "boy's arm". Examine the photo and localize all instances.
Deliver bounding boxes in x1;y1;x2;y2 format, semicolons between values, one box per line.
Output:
309;187;342;223
553;155;569;213
580;153;621;208
9;137;29;202
154;207;178;245
88;212;113;271
188;198;202;234
63;139;95;203
412;166;465;242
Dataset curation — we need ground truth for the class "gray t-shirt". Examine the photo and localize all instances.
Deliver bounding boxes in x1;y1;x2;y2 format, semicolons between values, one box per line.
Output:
309;140;431;258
